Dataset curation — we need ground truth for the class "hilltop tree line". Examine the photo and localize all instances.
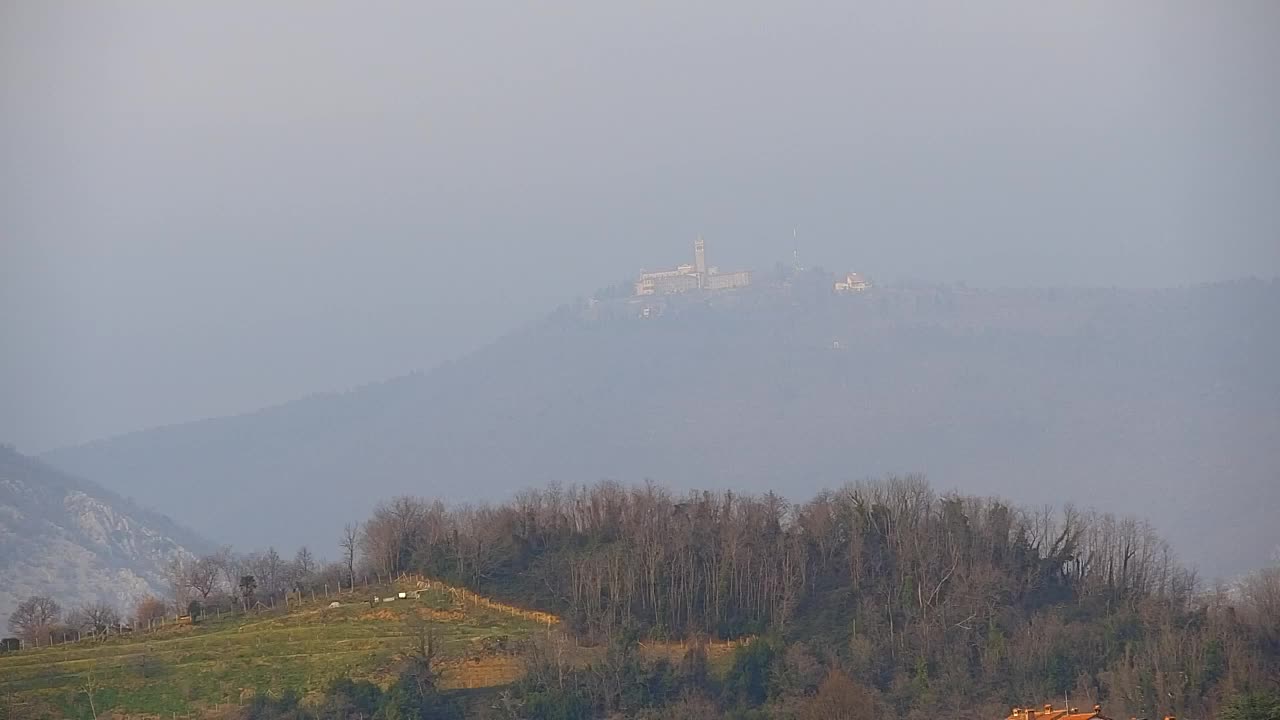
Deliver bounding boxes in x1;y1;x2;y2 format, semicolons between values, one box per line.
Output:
6;596;130;646
348;476;1280;719
3;544;345;647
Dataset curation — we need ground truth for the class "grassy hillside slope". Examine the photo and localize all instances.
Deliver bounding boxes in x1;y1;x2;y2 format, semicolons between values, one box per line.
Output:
0;578;550;719
0;576;741;720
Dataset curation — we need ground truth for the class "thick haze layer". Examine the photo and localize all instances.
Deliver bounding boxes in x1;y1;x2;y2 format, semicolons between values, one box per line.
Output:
3;1;1279;450
42;281;1280;576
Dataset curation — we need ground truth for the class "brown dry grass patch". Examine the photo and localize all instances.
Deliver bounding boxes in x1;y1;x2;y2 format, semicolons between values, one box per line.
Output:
437;655;525;690
358;608;402;622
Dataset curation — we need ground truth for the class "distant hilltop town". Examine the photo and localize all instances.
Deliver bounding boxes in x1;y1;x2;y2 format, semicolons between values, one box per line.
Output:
634;236;752;296
833;271;870;293
633;236;870;297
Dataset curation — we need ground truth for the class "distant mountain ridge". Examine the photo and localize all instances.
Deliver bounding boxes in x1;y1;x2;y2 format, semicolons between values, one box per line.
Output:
43;277;1280;576
0;445;207;622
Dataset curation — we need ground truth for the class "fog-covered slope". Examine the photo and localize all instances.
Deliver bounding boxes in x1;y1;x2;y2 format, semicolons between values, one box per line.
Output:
44;278;1280;576
0;445;207;622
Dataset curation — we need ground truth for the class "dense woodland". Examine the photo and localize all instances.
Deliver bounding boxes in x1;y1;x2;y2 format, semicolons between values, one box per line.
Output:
345;476;1280;719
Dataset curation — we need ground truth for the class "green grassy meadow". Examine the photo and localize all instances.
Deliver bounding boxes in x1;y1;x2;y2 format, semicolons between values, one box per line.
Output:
0;582;547;719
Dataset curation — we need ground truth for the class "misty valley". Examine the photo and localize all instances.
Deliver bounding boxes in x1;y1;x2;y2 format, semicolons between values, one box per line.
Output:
3;276;1279;720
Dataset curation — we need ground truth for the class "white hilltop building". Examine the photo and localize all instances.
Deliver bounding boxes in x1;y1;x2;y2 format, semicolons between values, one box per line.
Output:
634;236;752;296
834;271;871;293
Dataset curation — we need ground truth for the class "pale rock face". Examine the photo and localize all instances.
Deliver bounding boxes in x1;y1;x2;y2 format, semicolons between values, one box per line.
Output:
0;445;205;623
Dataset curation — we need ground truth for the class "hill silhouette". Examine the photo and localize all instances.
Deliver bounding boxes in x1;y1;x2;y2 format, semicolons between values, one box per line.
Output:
43;276;1280;575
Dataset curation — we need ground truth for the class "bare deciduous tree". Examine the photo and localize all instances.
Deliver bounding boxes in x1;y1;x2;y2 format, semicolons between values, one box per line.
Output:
243;548;286;596
68;603;121;638
403;614;443;698
7;596;61;643
188;555;221;600
133;595;167;628
341;522;360;588
292;546;316;588
209;546;240;594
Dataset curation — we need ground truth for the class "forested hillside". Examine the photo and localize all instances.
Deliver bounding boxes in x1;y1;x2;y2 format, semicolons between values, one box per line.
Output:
44;278;1280;576
0;445;206;622
250;477;1280;718
7;474;1278;719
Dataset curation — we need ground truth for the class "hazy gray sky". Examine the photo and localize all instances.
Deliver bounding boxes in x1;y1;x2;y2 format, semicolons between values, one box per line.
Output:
3;0;1278;452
